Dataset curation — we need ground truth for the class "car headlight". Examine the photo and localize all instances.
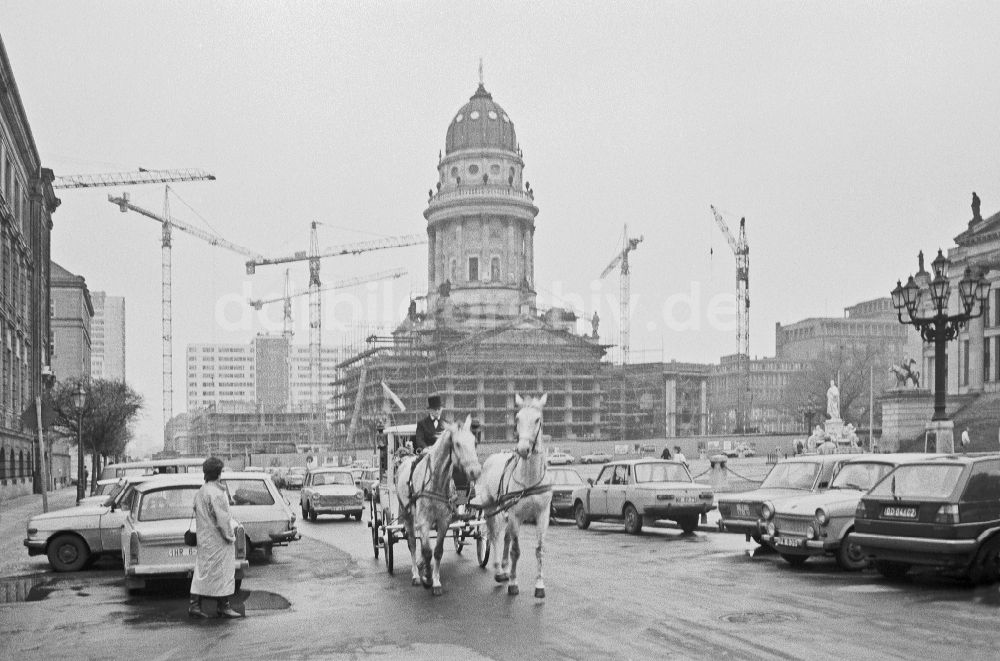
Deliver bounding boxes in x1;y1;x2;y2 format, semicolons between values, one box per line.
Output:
806;524;817;541
761;501;775;521
815;508;829;526
765;521;776;537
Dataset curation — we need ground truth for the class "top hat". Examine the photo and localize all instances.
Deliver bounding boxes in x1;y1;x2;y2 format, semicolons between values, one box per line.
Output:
427;394;442;410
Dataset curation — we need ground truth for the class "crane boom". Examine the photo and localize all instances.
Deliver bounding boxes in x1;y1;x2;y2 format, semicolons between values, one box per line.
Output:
710;205;740;254
248;268;408;309
108;193;261;259
54;168;215;189
245;234;426;274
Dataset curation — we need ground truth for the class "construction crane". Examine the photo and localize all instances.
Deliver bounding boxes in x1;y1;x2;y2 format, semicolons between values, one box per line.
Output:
53;168;215;189
710;205;750;433
247;223;426;443
599;224;644;366
108;187;262;434
248;267;408;321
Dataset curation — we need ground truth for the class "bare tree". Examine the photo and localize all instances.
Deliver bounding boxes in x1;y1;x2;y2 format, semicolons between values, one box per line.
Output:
782;344;891;429
50;378;143;492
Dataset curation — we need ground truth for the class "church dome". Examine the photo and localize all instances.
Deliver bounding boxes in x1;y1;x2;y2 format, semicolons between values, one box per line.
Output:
445;84;517;154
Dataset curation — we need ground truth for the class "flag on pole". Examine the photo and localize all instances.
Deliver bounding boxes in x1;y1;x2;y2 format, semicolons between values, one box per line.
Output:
381;381;406;412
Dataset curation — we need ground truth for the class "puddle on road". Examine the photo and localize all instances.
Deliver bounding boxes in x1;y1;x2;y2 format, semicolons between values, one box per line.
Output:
0;576;48;603
118;589;290;625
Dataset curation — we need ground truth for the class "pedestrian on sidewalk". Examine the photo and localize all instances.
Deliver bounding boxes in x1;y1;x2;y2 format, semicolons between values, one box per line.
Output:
189;457;243;619
961;427;971;450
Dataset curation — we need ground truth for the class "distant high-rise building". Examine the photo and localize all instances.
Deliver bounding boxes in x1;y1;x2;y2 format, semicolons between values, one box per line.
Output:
186;336;345;417
90;291;125;381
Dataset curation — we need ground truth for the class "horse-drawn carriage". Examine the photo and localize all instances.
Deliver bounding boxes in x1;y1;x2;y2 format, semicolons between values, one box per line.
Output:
368;422;490;576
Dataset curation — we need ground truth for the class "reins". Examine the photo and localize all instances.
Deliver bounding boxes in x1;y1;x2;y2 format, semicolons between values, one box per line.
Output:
403;430;457;512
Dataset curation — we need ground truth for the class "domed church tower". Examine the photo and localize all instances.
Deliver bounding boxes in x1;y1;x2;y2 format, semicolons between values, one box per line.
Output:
424;81;539;328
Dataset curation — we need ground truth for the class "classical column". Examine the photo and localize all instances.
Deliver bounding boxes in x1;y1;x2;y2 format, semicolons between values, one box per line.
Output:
968;314;985;393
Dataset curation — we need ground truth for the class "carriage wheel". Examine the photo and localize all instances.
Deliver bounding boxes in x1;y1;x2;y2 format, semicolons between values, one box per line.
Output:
476;534;490;568
384;528;395;574
453;527;466;554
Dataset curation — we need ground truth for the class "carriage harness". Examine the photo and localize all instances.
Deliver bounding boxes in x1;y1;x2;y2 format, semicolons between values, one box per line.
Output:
482;423;552;518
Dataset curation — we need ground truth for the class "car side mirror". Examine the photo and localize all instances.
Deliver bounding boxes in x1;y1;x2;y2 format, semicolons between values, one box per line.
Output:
587;478;594;486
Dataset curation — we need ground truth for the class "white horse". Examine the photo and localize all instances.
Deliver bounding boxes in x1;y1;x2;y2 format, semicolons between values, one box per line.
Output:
477;393;553;598
396;415;481;596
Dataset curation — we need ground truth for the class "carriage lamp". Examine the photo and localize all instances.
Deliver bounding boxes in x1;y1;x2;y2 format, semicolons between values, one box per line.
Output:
892;249;990;449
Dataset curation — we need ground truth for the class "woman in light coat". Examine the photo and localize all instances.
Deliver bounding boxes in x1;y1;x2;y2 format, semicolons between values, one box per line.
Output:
188;457;242;619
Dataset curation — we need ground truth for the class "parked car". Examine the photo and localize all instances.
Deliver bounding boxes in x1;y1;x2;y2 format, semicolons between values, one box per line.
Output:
300;468;364;521
762;453;935;570
351;468;379;500
853;453;1000;582
120;475;249;592
717;454;849;543
221;471;299;558
24;475;154;571
580;451;613;464
571;459;714;534
284;467;307;490
547;452;575;465
549;467;586;517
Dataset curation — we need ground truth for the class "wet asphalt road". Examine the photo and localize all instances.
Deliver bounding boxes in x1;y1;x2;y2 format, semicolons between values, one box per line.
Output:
3;480;1000;660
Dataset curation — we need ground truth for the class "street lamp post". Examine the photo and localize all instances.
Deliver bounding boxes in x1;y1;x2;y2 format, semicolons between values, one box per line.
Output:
891;249;990;452
73;384;87;503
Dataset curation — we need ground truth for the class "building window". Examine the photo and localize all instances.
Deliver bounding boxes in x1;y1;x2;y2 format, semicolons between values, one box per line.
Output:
490;256;501;282
468;256;479;282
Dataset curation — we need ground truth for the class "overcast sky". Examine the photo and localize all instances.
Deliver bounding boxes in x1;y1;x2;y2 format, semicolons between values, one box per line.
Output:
4;2;999;455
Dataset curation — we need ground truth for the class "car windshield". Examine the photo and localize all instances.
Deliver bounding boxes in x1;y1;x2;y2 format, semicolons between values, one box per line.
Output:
311;472;353;486
634;462;690;483
138;487;198;522
760;462;820;490
101;480;127;498
868;464;965;499
550;470;584;486
224;479;275;505
830;462;894;491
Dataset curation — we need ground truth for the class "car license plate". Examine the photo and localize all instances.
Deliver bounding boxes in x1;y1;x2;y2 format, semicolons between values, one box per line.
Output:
882;506;917;519
734;503;752;517
774;537;801;548
168;547;197;557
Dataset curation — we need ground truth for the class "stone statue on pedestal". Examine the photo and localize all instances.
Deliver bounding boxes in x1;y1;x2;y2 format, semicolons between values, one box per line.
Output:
826;380;840;420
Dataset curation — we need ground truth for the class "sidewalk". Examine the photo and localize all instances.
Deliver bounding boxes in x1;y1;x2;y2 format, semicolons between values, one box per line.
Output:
0;487;79;578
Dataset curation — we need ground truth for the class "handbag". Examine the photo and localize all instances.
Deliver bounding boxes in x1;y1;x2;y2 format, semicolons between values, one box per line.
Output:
184;509;197;547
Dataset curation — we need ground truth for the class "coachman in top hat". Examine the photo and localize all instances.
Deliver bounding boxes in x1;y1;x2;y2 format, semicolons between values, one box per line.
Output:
414;394;444;453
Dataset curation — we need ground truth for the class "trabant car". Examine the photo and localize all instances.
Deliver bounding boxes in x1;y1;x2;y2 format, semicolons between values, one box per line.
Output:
571;459;714;534
221;471;298;557
120;475;248;592
546;452;575;465
717;454;849;543
580;451;613;464
300;468;364;521
762;453;935;570
284;467;307;490
853;453;1000;582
